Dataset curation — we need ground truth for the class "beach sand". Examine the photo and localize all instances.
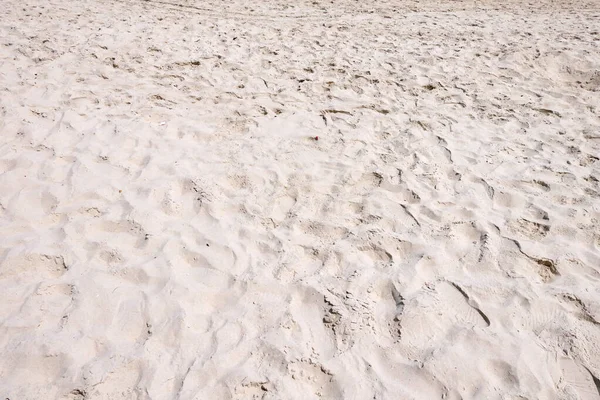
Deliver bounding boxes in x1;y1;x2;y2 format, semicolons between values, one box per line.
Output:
1;0;600;398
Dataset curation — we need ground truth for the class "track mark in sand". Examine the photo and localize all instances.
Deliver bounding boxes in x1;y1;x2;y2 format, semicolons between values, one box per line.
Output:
64;389;87;400
391;285;405;315
81;207;102;217
557;293;600;325
533;179;551;191
83;360;143;399
320;109;354;127
507;218;550;240
299;220;349;243
99;219;146;238
389;285;405;339
272;194;296;221
436;136;453;162
581;155;599;167
358;243;393;264
559;357;600;399
181;178;210;212
322;295;343;330
236;380;271;397
6;282;77;333
180;247;236;290
585;367;600;397
479;178;495;199
319;289;373;351
99;248;124;266
481;359;520;390
288;359;340;397
357;104;391;114
504;237;559;281
532;257;558;280
429;281;491;329
525;205;550;222
355;172;384;190
320;113;328;126
397;187;421;204
477;232;490;262
401;204;421;227
447;281;490;326
0;254;68;280
533;108;561;118
321;109;352;116
353;172;384;192
412;119;431;131
1;352;67;393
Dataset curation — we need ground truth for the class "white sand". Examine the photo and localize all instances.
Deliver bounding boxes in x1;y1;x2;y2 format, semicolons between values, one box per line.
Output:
1;0;600;398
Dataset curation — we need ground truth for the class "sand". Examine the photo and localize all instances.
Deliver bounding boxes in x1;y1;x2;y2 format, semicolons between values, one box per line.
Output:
1;0;600;398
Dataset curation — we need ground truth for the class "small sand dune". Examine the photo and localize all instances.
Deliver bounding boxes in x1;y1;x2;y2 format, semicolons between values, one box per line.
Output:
1;0;599;398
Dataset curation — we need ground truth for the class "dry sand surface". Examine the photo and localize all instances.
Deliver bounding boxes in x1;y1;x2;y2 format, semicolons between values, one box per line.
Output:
1;0;600;398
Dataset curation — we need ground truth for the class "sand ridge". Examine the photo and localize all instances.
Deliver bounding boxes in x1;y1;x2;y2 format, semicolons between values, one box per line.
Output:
0;0;599;398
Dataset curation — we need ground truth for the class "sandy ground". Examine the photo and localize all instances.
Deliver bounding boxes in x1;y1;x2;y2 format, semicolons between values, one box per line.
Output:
1;0;600;398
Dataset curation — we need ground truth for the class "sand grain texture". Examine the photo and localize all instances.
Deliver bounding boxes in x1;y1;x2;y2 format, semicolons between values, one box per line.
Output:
1;0;600;398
